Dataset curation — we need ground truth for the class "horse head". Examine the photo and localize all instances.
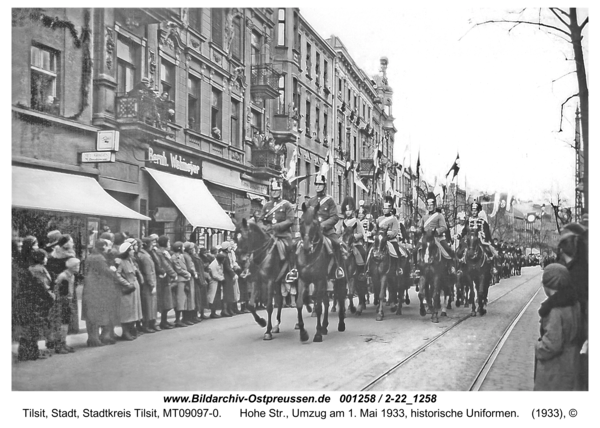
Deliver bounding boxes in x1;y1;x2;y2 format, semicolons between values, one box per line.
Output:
235;217;269;254
466;229;482;261
420;229;439;264
300;202;322;253
341;222;356;260
372;229;388;262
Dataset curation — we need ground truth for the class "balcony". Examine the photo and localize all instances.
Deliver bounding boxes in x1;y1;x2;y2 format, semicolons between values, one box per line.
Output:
359;158;375;176
251;59;280;100
115;91;175;138
250;147;284;179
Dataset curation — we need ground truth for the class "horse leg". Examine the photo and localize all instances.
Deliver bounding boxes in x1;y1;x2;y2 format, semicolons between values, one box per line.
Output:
313;284;325;342
272;291;283;334
376;273;386;321
264;281;275;340
347;277;357;314
337;278;346;332
355;276;365;315
249;282;267;328
322;287;330;335
295;280;309;342
418;275;427;316
431;275;440;323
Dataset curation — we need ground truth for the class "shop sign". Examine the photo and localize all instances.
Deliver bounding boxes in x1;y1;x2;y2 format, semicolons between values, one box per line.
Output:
80;151;116;163
96;130;120;151
147;147;201;177
240;179;268;195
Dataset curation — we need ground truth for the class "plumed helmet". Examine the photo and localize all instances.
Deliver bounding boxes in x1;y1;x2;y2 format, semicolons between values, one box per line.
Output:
270;178;282;191
383;195;394;209
426;192;436;203
314;174;327;185
357;205;369;216
471;202;482;212
341;196;356;213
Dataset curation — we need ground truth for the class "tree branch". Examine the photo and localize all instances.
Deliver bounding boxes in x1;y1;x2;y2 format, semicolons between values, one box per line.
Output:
580;16;589;31
473;19;572;38
549;8;570;29
559;93;579;132
552;70;577;84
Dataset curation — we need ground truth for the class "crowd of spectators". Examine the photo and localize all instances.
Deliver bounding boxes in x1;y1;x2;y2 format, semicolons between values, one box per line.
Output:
12;230;251;361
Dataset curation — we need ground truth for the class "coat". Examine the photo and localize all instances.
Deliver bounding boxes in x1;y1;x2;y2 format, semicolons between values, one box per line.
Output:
534;301;582;391
115;258;143;323
221;253;237;304
137;249;158;321
183;252;197;311
306;194;339;237
17;265;55;331
82;252;120;326
260;198;295;243
171;252;191;311
154;247;176;312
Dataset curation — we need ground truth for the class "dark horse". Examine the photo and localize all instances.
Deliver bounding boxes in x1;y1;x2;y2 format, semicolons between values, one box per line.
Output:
461;229;492;316
295;203;346;342
417;230;448;323
235;219;285;340
340;223;368;315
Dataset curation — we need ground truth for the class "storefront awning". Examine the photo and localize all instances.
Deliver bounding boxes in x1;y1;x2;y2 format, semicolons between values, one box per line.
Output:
12;166;150;221
145;168;235;231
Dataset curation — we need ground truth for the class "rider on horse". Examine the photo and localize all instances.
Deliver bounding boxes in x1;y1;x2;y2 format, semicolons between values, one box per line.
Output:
366;196;406;274
259;178;298;283
306;174;345;279
339;196;368;269
357;202;375;247
459;202;497;259
418;192;455;259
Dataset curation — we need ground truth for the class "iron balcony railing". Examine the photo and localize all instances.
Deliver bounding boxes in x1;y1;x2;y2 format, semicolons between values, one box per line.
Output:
116;90;175;130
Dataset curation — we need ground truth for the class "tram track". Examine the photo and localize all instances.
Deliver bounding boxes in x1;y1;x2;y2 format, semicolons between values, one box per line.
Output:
360;270;542;391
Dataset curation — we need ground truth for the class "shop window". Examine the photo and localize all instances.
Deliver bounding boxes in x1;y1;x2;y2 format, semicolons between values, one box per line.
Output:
188;75;201;131
277;75;286;114
277;9;286;46
30;44;59;114
231;98;240;147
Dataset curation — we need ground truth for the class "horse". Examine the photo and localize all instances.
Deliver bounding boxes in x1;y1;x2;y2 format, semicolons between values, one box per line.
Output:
295;202;345;342
456;236;477;316
340;223;369;315
416;229;449;323
462;229;492;316
234;219;285;340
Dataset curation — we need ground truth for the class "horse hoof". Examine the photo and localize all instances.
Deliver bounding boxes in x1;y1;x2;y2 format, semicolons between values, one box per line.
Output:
300;329;309;342
258;318;267;328
405;298;410;305
396;307;402;315
338;322;345;332
376;313;384;321
420;306;426;317
350;306;356;314
441;311;447;317
306;305;312;313
322;327;328;335
426;308;433;315
391;305;398;313
272;325;280;334
432;315;439;323
313;334;322;343
295;323;300;330
263;333;273;341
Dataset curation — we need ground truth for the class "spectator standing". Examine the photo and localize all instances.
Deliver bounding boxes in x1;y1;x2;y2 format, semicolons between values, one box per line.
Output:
155;236;177;329
171;241;192;327
183;242;200;324
219;242;237;316
534;263;581;391
193;246;210;320
115;241;143;340
137;237;158;333
208;253;226;318
53;258;80;353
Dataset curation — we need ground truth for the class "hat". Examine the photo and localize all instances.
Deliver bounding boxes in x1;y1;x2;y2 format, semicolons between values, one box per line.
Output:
184;242;195;251
314;174;326;185
542;263;572;291
149;234;159;240
558;229;578;245
172;241;184;252
562;222;585;236
157;235;169;247
383;196;394;209
270;178;282;191
100;232;114;242
46;230;62;248
341;196;356;213
65;258;81;269
221;241;232;250
426;192;436;202
57;234;73;248
142;237;155;246
119;242;133;254
471;202;482;212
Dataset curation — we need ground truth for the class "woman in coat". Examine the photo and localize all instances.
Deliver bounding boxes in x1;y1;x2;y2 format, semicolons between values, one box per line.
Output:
82;239;120;346
155;236;177;329
534;263;582;391
170;241;192;327
115;241;143;340
219;242;237;316
193;247;210;320
137;237;159;333
183;242;199;324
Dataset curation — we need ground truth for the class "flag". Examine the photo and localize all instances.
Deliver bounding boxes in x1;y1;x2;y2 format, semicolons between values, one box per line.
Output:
285;147;298;181
416;151;421;182
383;168;392;193
506;189;513;212
499;192;508;213
320;153;330;179
489;192;501;217
353;170;369;192
288;173;314;187
446;153;460;180
399;144;409;178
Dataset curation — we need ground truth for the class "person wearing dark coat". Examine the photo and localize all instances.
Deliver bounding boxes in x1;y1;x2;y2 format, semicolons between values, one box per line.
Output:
219;242;237;316
192;247;210;320
170;241;192;327
534;263;582;391
137;237;159;333
155;236;177;329
17;249;55;361
183;242;201;324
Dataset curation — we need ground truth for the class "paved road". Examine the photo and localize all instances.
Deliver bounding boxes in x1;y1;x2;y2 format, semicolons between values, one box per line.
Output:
12;267;543;391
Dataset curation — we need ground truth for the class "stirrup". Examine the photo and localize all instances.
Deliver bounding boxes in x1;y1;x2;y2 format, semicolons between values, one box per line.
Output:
285;269;298;283
335;267;345;279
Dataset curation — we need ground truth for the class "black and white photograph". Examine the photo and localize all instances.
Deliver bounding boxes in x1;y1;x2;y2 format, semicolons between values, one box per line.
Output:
7;2;592;425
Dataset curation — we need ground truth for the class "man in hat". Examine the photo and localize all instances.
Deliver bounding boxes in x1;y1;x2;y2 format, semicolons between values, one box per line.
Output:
459;201;497;259
339;196;367;267
259;178;298;283
418;192;455;259
305;174;344;279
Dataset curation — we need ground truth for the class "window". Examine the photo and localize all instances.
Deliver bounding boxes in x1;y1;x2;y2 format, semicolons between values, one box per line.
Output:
188;8;202;32
338;77;342;92
323;112;328;140
251;110;262;137
347;88;351;102
293;12;300;52
251;31;261;66
306;42;312;76
353;136;357;161
338;121;343;146
368;106;371;120
211;9;224;47
116;37;137;94
324;59;329;85
315;106;320;139
363;103;366;118
231;16;242;60
277;75;286;114
305;162;311;195
292;78;299;110
354;94;358;110
305;100;311;134
315;52;321;81
160;60;175;100
30;44;58;113
231;98;240;147
188;75;200;131
211;88;222;137
277;9;286;46
338;175;343;204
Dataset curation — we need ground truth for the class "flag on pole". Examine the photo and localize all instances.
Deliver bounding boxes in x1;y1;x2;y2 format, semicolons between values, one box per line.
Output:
446;153;460;180
288;173;314;187
285;147;298;181
416;151;421;182
353;170;369;192
489;192;501;217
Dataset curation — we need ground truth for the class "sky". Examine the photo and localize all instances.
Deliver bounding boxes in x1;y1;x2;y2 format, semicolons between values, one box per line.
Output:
300;4;588;205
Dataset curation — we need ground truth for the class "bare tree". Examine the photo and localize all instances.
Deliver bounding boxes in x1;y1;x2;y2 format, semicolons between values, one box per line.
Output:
468;8;589;213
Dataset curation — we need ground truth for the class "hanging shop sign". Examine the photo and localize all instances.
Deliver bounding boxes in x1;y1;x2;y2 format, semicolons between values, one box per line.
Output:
80;151;116;163
147;147;201;177
96;130;120;151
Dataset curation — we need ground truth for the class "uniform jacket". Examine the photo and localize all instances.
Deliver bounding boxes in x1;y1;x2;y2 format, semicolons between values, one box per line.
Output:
419;210;448;237
339;217;366;243
260;198;295;241
460;216;492;241
376;214;400;241
360;218;375;242
306;194;339;235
